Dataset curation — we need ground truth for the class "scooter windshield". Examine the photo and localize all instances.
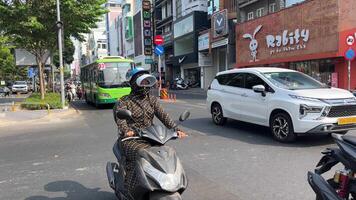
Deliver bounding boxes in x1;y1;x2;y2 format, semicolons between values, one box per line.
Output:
140;124;177;144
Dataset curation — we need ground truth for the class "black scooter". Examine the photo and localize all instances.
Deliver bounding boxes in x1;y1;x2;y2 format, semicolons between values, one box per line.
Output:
106;109;189;200
308;134;356;200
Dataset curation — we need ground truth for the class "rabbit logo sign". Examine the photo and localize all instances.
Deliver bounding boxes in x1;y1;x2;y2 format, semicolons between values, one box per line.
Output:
243;25;262;62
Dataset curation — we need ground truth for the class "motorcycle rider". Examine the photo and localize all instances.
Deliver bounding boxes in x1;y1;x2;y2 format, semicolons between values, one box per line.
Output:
114;67;187;196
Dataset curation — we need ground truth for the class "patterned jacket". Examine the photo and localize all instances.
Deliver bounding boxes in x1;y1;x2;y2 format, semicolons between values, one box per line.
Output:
115;94;178;137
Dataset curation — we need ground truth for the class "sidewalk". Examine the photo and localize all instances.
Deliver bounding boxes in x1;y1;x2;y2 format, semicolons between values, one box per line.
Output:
0;108;78;128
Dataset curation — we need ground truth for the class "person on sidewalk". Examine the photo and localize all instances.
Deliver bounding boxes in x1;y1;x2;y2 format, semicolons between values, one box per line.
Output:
113;67;187;195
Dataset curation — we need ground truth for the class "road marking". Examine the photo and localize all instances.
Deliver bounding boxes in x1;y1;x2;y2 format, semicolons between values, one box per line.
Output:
76;167;88;171
32;162;44;166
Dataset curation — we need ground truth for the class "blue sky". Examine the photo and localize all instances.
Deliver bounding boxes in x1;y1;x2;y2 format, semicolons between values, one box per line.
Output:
286;0;305;6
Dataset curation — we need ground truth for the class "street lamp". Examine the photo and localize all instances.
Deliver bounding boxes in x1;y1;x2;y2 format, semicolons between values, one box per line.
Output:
56;0;65;109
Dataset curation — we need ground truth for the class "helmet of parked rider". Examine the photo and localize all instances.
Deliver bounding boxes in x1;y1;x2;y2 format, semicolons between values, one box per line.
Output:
126;67;157;88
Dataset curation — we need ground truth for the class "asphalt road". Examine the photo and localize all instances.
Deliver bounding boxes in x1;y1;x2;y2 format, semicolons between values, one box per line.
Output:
0;94;354;200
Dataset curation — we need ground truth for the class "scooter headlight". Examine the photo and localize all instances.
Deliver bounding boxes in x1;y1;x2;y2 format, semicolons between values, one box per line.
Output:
141;159;182;192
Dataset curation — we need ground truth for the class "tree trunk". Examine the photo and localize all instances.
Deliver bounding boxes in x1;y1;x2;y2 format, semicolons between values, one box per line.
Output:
36;58;46;100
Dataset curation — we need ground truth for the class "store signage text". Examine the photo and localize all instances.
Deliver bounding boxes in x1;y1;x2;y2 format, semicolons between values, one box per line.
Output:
266;29;310;55
142;0;152;56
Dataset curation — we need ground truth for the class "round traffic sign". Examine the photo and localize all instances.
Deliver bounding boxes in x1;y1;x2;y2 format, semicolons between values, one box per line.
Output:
347;35;355;46
345;48;356;61
154;35;164;45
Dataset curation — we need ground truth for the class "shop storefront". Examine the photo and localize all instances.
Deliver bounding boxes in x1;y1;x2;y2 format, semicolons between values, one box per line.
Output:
235;0;356;89
172;11;208;87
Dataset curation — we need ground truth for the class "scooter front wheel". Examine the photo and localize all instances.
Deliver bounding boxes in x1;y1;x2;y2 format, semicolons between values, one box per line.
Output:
149;192;182;200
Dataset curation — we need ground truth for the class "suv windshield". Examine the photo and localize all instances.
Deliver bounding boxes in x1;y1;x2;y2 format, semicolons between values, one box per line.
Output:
98;62;131;87
262;72;327;90
14;81;26;85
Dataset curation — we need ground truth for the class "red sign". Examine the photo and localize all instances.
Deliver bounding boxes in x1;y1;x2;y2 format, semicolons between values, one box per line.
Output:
331;73;338;87
98;63;106;70
154;35;164;45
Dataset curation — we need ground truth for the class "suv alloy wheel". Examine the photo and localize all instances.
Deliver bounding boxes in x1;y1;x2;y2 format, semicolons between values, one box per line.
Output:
270;113;296;142
211;103;227;125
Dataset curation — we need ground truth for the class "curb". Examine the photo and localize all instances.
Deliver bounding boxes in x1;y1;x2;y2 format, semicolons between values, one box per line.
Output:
0;108;79;128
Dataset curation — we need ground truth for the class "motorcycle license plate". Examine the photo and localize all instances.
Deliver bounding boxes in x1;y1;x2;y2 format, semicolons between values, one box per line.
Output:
338;117;356;125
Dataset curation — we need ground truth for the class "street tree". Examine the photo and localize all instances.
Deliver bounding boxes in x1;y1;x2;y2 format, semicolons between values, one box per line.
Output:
0;0;107;99
0;36;15;81
53;38;75;68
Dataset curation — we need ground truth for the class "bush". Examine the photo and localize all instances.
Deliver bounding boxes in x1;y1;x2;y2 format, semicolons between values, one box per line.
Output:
21;93;67;110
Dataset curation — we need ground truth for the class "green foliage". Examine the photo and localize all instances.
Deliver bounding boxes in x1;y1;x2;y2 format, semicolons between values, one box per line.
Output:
53;38;75;67
0;0;108;99
21;92;67;110
0;36;27;81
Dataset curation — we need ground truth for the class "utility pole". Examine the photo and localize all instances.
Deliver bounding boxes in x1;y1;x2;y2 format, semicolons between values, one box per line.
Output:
56;0;65;109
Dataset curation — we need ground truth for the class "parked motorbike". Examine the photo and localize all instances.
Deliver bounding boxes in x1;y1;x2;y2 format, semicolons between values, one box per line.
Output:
106;109;190;200
173;78;188;90
308;134;356;200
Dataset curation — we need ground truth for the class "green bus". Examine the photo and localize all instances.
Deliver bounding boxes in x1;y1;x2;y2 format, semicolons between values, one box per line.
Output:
80;56;133;107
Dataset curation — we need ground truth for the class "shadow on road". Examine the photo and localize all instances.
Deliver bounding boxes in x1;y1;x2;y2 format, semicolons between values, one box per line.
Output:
183;117;334;147
24;180;115;200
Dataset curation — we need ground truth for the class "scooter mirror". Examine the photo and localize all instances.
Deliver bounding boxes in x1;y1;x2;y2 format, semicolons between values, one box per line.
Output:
116;109;133;120
179;110;190;122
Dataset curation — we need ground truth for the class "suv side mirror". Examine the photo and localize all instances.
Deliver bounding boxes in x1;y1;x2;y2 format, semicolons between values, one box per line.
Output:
116;109;133;120
253;85;266;97
179;110;190;122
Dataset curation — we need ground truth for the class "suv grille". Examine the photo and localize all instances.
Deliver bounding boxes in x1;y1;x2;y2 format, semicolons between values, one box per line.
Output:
327;105;356;118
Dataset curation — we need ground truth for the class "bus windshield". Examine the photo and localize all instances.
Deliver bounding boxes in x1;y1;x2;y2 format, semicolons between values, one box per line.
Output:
98;62;131;87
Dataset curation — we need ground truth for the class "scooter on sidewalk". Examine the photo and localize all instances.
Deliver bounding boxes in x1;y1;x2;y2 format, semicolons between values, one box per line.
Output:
173;78;188;90
106;109;190;200
308;134;356;200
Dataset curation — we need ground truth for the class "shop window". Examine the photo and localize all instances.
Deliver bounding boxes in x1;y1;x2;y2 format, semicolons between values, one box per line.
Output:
174;34;194;56
269;3;276;13
247;12;254;20
256;8;264;18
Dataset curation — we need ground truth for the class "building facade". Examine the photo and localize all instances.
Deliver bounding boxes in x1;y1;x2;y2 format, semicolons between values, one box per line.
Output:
235;0;356;89
106;2;122;56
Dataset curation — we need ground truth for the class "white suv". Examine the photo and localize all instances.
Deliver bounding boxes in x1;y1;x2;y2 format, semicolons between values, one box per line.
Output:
207;67;356;142
12;81;28;94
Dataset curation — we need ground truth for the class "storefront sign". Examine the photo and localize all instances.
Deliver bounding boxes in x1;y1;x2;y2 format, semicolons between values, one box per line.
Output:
236;0;340;67
266;28;310;55
198;33;210;51
142;0;152;56
212;9;228;38
124;17;133;40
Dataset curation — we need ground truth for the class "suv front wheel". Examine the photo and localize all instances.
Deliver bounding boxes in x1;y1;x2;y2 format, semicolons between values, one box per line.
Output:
270;112;296;143
211;103;227;126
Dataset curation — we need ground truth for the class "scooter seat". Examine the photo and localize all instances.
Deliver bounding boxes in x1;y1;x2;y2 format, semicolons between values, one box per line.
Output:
342;135;356;146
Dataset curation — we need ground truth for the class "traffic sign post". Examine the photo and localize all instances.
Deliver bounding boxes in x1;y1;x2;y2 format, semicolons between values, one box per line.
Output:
154;35;164;46
154;45;165;97
345;48;355;91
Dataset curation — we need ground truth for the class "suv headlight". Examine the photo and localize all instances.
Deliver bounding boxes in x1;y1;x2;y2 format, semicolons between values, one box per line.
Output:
290;95;321;102
299;104;323;119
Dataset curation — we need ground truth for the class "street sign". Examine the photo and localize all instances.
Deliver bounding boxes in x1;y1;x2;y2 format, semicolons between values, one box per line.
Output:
145;58;154;64
154;45;164;56
345;48;356;61
28;68;35;78
154;35;164;45
347;35;355;46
